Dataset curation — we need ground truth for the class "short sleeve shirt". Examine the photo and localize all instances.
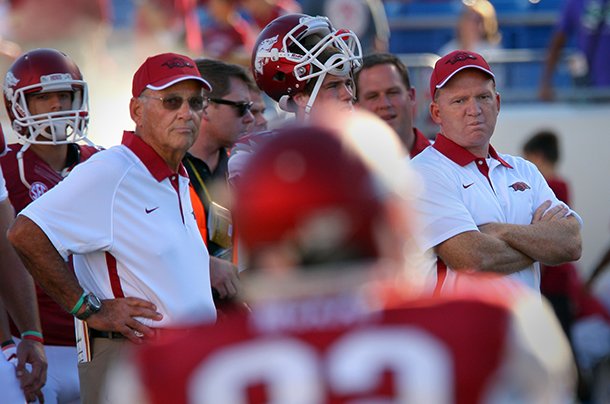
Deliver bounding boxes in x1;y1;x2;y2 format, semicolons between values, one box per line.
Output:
0;165;7;202
20;131;216;327
411;134;582;292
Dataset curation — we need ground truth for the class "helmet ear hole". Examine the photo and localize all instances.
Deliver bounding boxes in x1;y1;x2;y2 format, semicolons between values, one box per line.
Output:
273;72;286;82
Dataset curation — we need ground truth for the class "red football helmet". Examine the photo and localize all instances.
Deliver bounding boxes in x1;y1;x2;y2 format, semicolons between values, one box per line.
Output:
3;48;89;146
233;124;383;266
251;13;362;112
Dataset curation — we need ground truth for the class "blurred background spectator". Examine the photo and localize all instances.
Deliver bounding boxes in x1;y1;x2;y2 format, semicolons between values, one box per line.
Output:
238;0;301;32
438;0;502;56
522;129;610;402
300;0;390;54
199;0;256;66
539;0;610;101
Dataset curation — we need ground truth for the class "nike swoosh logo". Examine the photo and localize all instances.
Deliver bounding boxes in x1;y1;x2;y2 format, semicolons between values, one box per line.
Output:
145;207;159;214
462;183;475;189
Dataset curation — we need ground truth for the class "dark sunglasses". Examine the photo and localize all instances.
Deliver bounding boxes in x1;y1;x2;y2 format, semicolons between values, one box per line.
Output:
208;98;253;117
141;95;207;111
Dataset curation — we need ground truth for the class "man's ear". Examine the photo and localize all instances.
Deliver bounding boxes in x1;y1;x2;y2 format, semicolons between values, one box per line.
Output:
201;104;211;122
429;101;442;125
129;97;143;126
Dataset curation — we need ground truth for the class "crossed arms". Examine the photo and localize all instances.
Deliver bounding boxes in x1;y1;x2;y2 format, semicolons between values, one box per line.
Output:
436;200;582;274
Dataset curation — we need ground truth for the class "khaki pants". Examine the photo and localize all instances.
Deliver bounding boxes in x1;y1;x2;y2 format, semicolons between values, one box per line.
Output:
78;337;129;404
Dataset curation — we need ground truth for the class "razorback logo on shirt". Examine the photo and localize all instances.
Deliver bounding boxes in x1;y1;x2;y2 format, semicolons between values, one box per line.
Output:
29;182;48;200
509;182;531;192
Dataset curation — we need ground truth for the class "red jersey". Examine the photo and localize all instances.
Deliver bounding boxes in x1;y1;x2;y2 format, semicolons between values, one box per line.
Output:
0;143;99;346
0;126;6;155
114;277;574;404
410;128;431;158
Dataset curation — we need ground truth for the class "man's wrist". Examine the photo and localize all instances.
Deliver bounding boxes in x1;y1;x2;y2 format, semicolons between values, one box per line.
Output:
69;291;88;315
75;293;102;321
21;330;44;344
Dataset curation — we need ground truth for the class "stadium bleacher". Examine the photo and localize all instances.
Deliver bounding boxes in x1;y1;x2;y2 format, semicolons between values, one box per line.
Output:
384;0;579;101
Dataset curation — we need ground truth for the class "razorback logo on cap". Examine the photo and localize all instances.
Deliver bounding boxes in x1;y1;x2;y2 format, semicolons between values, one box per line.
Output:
161;57;194;69
445;51;478;65
429;49;494;98
509;182;531;192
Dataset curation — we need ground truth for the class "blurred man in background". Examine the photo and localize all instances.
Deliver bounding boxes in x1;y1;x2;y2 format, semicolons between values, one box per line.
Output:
355;53;430;158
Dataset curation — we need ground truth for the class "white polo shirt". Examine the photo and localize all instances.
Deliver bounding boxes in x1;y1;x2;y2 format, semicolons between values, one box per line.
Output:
411;134;582;293
21;131;216;327
0;165;7;202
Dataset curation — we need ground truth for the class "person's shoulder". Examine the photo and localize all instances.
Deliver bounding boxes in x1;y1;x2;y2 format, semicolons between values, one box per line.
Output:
498;153;540;173
410;145;443;169
72;144;135;178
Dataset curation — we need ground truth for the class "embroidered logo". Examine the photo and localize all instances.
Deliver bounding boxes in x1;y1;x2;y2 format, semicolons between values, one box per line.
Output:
162;57;194;69
445;51;477;65
145;207;159;214
509;182;531;192
29;182;48;200
462;182;475;189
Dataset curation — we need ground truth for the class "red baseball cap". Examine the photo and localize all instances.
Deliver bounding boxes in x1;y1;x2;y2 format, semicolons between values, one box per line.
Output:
131;53;212;97
429;50;494;98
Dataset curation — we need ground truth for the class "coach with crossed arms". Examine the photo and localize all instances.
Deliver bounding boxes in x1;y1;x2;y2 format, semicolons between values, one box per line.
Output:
411;50;583;295
8;52;217;403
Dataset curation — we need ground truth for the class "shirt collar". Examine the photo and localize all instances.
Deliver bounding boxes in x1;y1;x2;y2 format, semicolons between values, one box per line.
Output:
432;133;512;168
410;128;432;158
122;131;188;182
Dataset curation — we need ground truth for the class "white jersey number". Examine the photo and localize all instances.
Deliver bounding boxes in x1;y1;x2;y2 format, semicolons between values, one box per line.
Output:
188;327;453;403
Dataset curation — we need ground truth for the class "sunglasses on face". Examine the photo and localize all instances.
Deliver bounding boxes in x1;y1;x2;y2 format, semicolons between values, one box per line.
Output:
208;98;253;117
141;95;207;111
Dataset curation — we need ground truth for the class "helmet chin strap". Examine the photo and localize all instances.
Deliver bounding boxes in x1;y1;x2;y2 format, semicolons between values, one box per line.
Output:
17;143;32;189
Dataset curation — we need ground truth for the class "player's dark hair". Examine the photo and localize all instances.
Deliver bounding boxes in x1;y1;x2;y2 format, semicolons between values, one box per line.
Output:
195;59;255;98
355;53;412;92
523;130;560;164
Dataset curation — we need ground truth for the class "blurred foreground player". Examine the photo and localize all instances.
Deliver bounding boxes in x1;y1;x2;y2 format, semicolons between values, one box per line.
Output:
105;111;575;404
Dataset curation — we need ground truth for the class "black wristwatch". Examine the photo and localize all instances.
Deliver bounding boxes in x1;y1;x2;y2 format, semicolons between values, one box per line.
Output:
76;293;102;321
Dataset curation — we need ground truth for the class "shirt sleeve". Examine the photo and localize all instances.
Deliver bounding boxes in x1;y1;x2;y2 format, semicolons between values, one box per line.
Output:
19;152;121;259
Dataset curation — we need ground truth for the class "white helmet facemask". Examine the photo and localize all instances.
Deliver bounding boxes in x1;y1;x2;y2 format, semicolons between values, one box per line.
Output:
10;76;92;190
270;16;362;115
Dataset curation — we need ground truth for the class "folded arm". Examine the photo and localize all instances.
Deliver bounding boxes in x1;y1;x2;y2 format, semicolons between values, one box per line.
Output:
436;230;535;275
479;202;582;266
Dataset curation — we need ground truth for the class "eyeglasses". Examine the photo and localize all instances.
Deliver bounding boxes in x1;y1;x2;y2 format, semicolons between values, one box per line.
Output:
208;98;254;117
141;95;207;111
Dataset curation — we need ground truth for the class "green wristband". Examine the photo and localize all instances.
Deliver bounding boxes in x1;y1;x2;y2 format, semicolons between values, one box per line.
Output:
20;330;43;339
69;292;88;315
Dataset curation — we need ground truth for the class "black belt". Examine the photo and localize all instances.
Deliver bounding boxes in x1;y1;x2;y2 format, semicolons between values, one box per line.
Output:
89;329;126;339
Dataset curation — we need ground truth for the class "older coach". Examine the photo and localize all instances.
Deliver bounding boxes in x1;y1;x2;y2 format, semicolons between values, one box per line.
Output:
8;52;217;403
